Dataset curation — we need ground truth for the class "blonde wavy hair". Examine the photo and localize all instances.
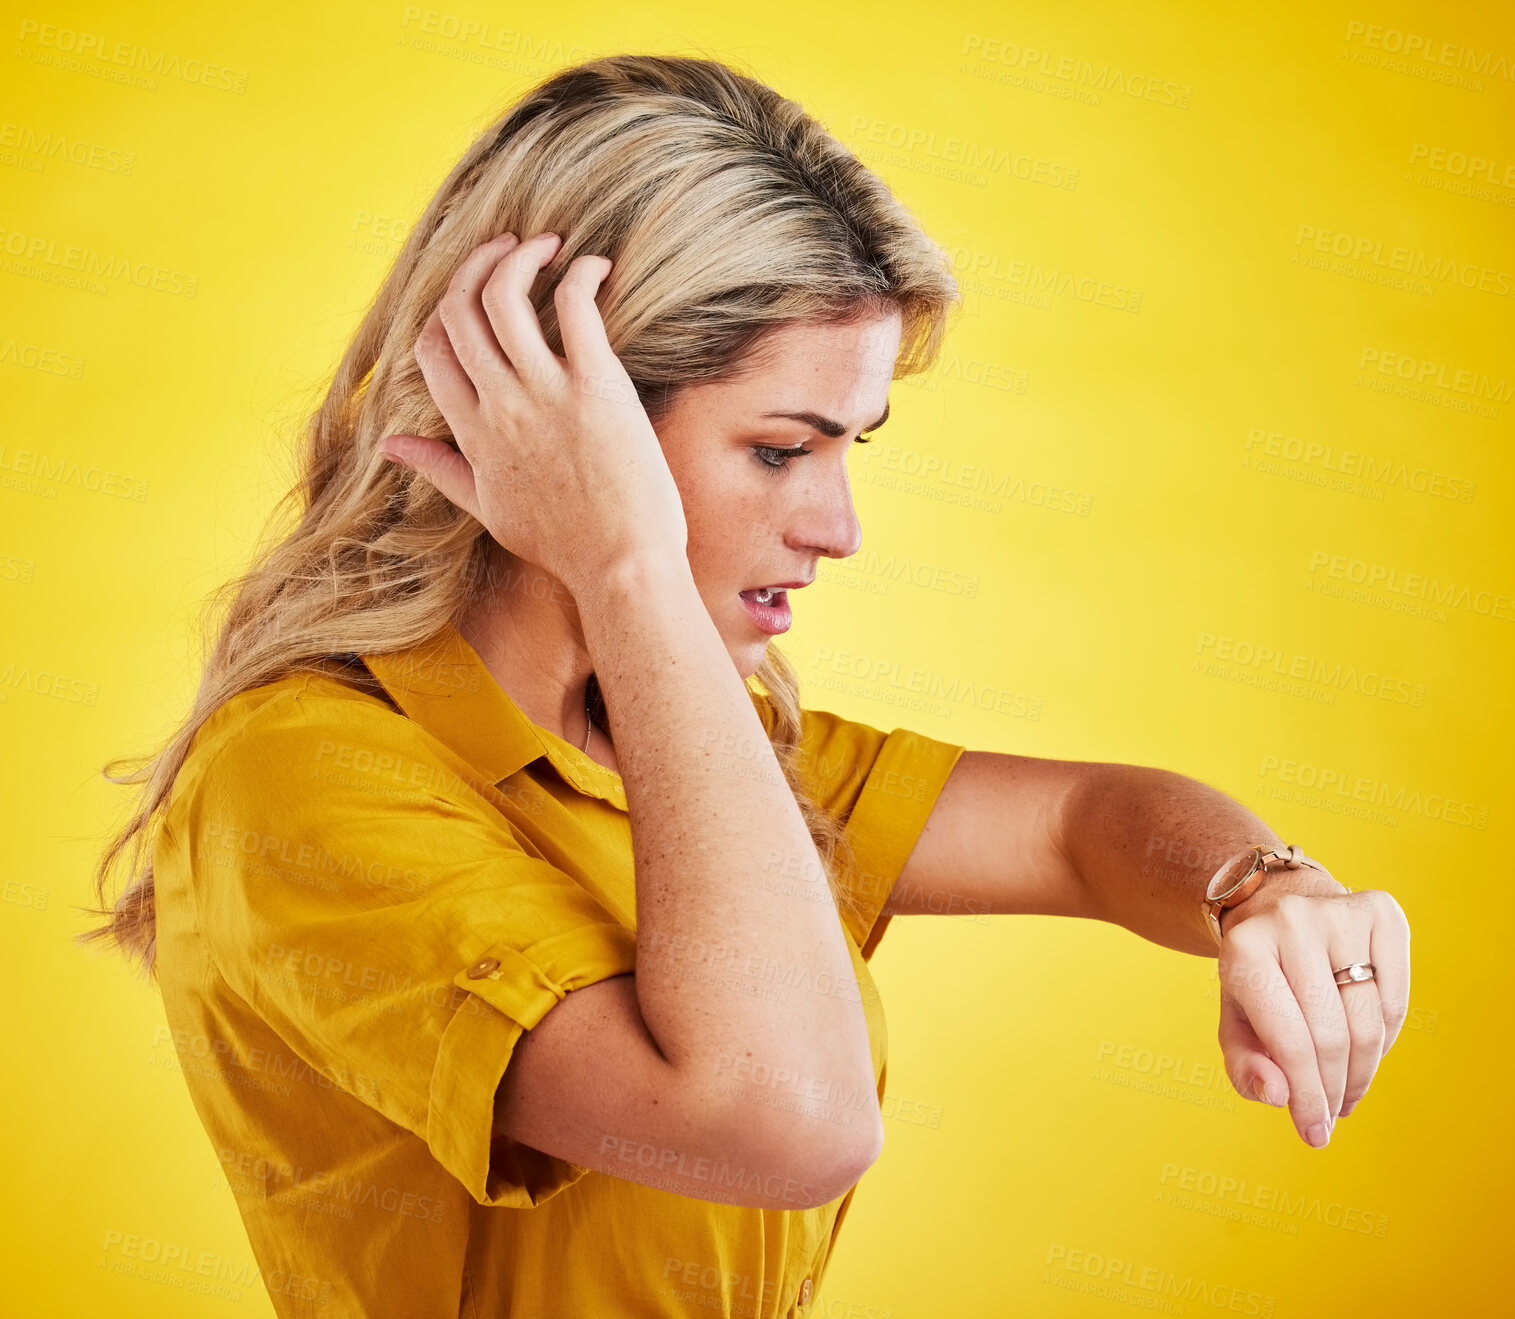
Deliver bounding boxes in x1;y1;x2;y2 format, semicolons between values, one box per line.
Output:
83;52;960;977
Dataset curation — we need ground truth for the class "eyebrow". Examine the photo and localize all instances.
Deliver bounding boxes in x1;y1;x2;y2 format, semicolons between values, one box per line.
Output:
756;400;890;438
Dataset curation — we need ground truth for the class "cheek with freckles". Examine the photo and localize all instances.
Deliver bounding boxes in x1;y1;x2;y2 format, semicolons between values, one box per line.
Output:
688;493;770;589
682;520;731;593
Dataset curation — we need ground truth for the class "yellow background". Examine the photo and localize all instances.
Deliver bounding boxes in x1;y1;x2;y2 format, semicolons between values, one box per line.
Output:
3;1;1509;1313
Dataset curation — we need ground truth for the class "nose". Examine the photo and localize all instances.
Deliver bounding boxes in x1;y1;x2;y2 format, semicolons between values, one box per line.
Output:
785;455;863;561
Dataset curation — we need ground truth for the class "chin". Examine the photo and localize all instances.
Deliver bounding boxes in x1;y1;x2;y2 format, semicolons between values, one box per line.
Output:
735;648;766;681
713;604;769;680
730;637;769;681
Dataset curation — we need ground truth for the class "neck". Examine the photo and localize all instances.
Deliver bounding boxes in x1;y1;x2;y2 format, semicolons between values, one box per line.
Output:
456;548;597;748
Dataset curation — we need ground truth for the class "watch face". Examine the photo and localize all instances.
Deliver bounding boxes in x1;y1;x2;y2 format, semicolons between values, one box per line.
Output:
1207;847;1262;902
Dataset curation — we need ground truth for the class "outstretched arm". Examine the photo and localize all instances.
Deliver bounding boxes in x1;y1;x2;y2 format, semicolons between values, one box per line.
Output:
884;749;1411;1149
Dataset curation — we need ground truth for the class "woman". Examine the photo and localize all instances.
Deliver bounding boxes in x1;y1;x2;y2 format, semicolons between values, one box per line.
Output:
87;54;1409;1318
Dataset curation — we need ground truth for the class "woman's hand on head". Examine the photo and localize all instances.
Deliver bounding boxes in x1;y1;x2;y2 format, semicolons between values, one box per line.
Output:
379;231;689;597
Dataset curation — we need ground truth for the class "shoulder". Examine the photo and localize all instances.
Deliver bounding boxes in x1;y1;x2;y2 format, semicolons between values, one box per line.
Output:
156;668;541;948
167;668;480;830
795;704;965;824
793;707;884;811
182;669;397;768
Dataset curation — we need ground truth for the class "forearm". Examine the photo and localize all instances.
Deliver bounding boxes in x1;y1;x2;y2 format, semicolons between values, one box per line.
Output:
1062;764;1348;956
575;554;877;1113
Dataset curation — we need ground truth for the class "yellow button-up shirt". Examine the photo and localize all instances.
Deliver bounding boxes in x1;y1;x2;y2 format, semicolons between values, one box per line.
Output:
153;622;965;1317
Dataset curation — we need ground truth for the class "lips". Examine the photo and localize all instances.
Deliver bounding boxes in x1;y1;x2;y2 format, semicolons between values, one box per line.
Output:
737;582;803;635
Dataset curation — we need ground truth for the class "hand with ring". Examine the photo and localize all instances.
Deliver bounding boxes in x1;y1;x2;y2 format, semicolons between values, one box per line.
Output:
1212;864;1411;1149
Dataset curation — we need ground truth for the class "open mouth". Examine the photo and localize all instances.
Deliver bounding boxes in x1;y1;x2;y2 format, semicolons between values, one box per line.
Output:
739;586;787;607
737;585;796;634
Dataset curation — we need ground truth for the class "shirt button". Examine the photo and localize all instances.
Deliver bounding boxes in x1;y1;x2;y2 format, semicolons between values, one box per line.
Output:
466;956;500;979
799;1277;812;1306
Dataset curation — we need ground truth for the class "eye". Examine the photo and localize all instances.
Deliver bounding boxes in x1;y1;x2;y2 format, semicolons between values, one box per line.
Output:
751;443;814;472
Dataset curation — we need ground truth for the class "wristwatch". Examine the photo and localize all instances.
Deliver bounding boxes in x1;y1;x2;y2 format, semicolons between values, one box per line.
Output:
1203;843;1323;946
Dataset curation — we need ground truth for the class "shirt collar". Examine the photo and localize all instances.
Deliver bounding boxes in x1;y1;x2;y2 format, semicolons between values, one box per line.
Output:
359;621;627;808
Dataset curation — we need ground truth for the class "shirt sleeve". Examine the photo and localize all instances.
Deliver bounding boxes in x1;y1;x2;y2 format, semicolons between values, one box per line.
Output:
166;679;638;1209
794;707;967;958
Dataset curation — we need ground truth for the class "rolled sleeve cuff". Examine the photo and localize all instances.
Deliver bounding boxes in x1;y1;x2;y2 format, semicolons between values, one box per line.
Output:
427;920;639;1206
842;728;965;959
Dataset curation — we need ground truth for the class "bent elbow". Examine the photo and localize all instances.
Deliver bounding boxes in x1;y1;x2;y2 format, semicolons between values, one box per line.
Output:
828;1108;885;1191
725;1102;886;1206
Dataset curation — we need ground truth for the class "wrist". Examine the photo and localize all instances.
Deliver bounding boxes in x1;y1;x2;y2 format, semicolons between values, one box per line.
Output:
573;547;693;611
1217;861;1349;937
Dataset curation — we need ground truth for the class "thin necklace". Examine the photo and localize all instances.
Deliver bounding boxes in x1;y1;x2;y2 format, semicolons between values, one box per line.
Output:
582;681;595;753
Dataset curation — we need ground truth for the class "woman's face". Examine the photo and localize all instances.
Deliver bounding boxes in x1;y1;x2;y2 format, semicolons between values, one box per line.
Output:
652;309;902;678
